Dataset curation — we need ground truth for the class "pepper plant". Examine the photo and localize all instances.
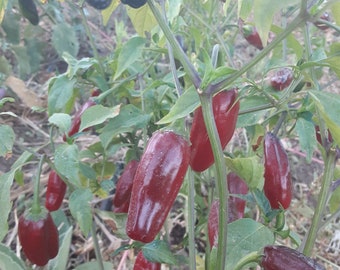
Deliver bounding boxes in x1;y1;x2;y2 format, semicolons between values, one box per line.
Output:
0;0;340;269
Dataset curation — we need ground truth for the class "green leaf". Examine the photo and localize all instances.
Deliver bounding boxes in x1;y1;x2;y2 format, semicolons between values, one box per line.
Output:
100;104;151;149
126;5;157;37
0;0;8;24
54;144;80;187
114;37;146;79
0;243;25;270
12;46;31;78
295;112;317;163
96;210;128;240
48;227;72;270
331;2;340;26
238;0;253;20
48;113;71;133
79;104;120;131
62;53;99;79
101;0;120;26
142;240;177;265
52;23;79;58
157;86;199;124
0;172;15;241
253;0;299;46
309;91;340;146
324;43;340;79
225;156;264;189
1;12;20;44
69;189;93;237
237;95;270;128
226;218;274;269
0;125;15;158
48;75;76;116
74;261;113;270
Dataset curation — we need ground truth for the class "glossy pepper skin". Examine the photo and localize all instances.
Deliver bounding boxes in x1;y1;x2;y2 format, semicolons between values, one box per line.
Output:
263;132;292;209
190;89;240;172
262;245;325;270
270;68;293;91
314;12;330;30
126;131;190;243
63;90;100;141
18;211;59;266
45;170;67;212
227;172;248;222
121;0;147;9
112;160;139;213
239;21;263;50
18;0;39;25
133;251;161;270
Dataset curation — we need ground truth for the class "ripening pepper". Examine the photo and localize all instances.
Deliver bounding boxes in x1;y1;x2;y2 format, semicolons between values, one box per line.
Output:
121;0;147;9
314;12;330;30
126;131;190;243
45;170;67;212
18;211;59;266
85;0;112;9
239;22;264;50
227;172;248;222
208;173;248;247
18;0;39;25
270;68;293;91
263;132;292;209
190;89;240;172
63;90;100;141
112;160;139;213
133;251;161;270
261;245;325;270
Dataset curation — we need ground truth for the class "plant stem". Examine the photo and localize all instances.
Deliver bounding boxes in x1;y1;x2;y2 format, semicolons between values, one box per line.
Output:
187;169;197;270
233;251;262;270
92;218;105;270
207;11;309;95
302;147;337;256
31;155;45;215
147;0;202;89
199;92;228;270
79;6;106;77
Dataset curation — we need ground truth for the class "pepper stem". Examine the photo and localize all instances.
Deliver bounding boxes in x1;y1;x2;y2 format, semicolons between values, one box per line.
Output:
30;155;45;215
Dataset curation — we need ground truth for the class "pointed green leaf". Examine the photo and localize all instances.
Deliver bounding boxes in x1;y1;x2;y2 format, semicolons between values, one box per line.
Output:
142;240;177;265
101;0;120;26
74;261;113;270
79;104;120;131
52;23;79;58
48;75;76;116
0;172;15;240
225;156;264;189
54;144;80;187
69;189;93;237
62;52;99;79
100;104;151;148
309;91;340;146
0;125;15;158
114;37;146;79
226;218;274;269
0;243;25;270
295;112;317;163
48;113;71;133
157;86;199;124
126;5;157;37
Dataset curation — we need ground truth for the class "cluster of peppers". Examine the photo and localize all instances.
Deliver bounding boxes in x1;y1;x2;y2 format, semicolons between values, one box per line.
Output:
18;90;102;266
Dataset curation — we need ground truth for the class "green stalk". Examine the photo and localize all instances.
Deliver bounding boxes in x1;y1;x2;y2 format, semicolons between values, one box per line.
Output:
147;0;202;89
199;92;228;270
233;251;262;270
302;147;337;256
207;11;309;95
79;6;106;77
30;155;45;215
92;218;105;270
187;169;197;270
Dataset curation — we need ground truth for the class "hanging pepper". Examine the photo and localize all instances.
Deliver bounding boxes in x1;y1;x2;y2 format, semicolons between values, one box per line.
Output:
190;89;240;172
45;170;67;212
126;131;190;243
133;251;161;270
112;160;139;213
